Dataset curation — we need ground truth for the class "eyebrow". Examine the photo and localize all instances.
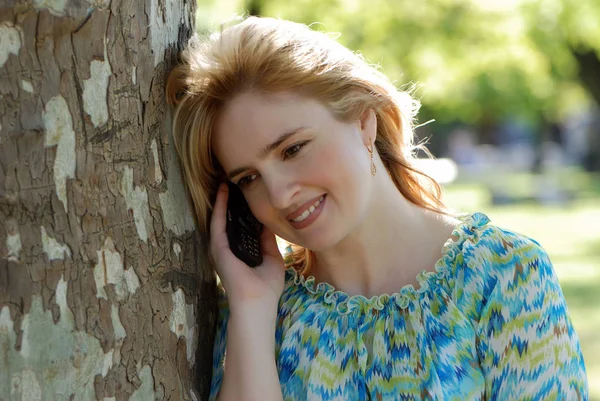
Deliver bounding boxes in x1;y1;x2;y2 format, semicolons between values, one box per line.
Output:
226;127;306;180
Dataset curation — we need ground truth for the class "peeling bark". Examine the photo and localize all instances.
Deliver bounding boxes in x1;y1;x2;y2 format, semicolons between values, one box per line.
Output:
0;1;218;400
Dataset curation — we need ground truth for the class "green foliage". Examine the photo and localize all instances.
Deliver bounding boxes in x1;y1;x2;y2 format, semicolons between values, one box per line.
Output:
195;0;598;131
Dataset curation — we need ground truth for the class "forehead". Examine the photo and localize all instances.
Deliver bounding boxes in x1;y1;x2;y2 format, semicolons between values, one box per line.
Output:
212;92;328;167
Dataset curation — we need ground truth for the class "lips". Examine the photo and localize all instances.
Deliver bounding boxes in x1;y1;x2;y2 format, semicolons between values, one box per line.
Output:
286;194;326;221
287;194;326;230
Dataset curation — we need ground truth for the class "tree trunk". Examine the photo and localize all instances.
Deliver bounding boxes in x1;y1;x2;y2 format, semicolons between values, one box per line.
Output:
0;1;218;400
571;48;600;108
570;47;600;171
246;0;263;16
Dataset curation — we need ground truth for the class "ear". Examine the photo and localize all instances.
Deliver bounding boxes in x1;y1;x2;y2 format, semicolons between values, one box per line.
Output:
359;109;377;146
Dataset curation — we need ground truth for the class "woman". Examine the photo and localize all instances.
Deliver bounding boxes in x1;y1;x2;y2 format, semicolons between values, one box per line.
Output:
166;16;588;401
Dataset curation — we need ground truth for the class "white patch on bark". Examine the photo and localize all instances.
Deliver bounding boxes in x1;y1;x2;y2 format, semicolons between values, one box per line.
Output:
120;166;151;243
112;346;122;366
92;240;140;300
131;65;137;85
55;275;68;313
124;266;141;294
149;0;189;66
0;22;22;67
101;304;123;377
0;306;13;333
111;305;126;341
2;278;106;400
6;230;22;262
93;237;127;300
102;350;114;377
169;289;197;367
11;373;22;398
86;0;111;8
151;140;163;184
33;0;67;16
159;137;195;235
172;242;181;260
20;369;42;401
40;226;71;261
21;79;34;93
129;365;156;401
82;58;111;127
43;96;76;213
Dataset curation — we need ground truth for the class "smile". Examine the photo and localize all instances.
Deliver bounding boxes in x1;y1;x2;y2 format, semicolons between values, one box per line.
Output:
290;195;325;222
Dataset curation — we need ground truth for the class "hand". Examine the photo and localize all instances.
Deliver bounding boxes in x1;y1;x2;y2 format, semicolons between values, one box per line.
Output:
210;183;285;311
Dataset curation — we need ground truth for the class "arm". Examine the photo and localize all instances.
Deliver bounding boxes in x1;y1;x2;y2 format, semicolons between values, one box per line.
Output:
213;303;283;401
476;241;588;400
208;184;285;401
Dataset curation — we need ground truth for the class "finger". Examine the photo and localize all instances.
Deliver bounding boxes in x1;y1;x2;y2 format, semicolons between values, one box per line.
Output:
210;183;230;251
260;227;284;260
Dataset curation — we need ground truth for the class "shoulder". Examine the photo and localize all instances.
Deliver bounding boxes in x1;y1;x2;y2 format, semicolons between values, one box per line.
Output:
446;212;554;321
453;212;549;277
461;216;588;399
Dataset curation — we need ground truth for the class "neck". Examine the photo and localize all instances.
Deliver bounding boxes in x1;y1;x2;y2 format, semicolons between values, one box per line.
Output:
310;176;457;298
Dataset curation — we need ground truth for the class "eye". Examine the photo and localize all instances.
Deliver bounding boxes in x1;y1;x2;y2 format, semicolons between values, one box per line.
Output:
283;141;309;160
237;173;258;188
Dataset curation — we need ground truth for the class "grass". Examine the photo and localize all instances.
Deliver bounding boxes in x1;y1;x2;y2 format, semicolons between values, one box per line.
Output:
444;171;600;400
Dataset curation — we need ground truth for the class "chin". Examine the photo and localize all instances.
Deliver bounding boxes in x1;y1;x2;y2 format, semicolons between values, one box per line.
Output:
276;212;346;253
296;230;342;253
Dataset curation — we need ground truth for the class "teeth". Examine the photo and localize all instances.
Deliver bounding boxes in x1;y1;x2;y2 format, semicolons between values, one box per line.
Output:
298;210;310;221
291;196;324;223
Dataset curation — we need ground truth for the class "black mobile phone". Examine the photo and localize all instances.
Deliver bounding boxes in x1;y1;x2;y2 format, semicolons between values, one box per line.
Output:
226;181;263;267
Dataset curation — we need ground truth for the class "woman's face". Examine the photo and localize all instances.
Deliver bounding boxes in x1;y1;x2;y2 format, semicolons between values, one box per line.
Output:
212;91;376;251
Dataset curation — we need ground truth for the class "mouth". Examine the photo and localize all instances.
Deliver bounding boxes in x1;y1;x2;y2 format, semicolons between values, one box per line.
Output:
287;194;326;229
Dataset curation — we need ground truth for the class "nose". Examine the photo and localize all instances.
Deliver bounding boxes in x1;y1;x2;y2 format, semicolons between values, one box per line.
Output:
262;169;299;212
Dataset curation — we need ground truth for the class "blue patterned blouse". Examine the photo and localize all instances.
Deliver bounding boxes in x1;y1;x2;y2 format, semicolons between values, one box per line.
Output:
209;213;588;400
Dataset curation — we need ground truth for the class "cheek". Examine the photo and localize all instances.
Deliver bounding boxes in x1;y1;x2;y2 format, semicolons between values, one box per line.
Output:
311;139;369;186
246;190;270;223
306;150;338;183
245;137;367;225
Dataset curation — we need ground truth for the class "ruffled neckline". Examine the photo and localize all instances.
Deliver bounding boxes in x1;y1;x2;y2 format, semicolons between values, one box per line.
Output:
283;212;490;315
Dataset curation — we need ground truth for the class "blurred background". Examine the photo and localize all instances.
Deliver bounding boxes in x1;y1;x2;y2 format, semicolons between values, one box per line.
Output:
197;0;599;396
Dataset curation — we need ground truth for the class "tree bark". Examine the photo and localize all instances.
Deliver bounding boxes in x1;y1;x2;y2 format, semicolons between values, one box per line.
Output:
0;1;217;400
571;48;600;108
569;47;600;171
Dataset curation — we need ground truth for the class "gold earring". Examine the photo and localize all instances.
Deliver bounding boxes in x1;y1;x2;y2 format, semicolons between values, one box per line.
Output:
366;139;376;176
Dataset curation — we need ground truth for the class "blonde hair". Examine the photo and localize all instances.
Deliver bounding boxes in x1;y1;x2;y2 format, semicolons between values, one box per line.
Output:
166;16;447;274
